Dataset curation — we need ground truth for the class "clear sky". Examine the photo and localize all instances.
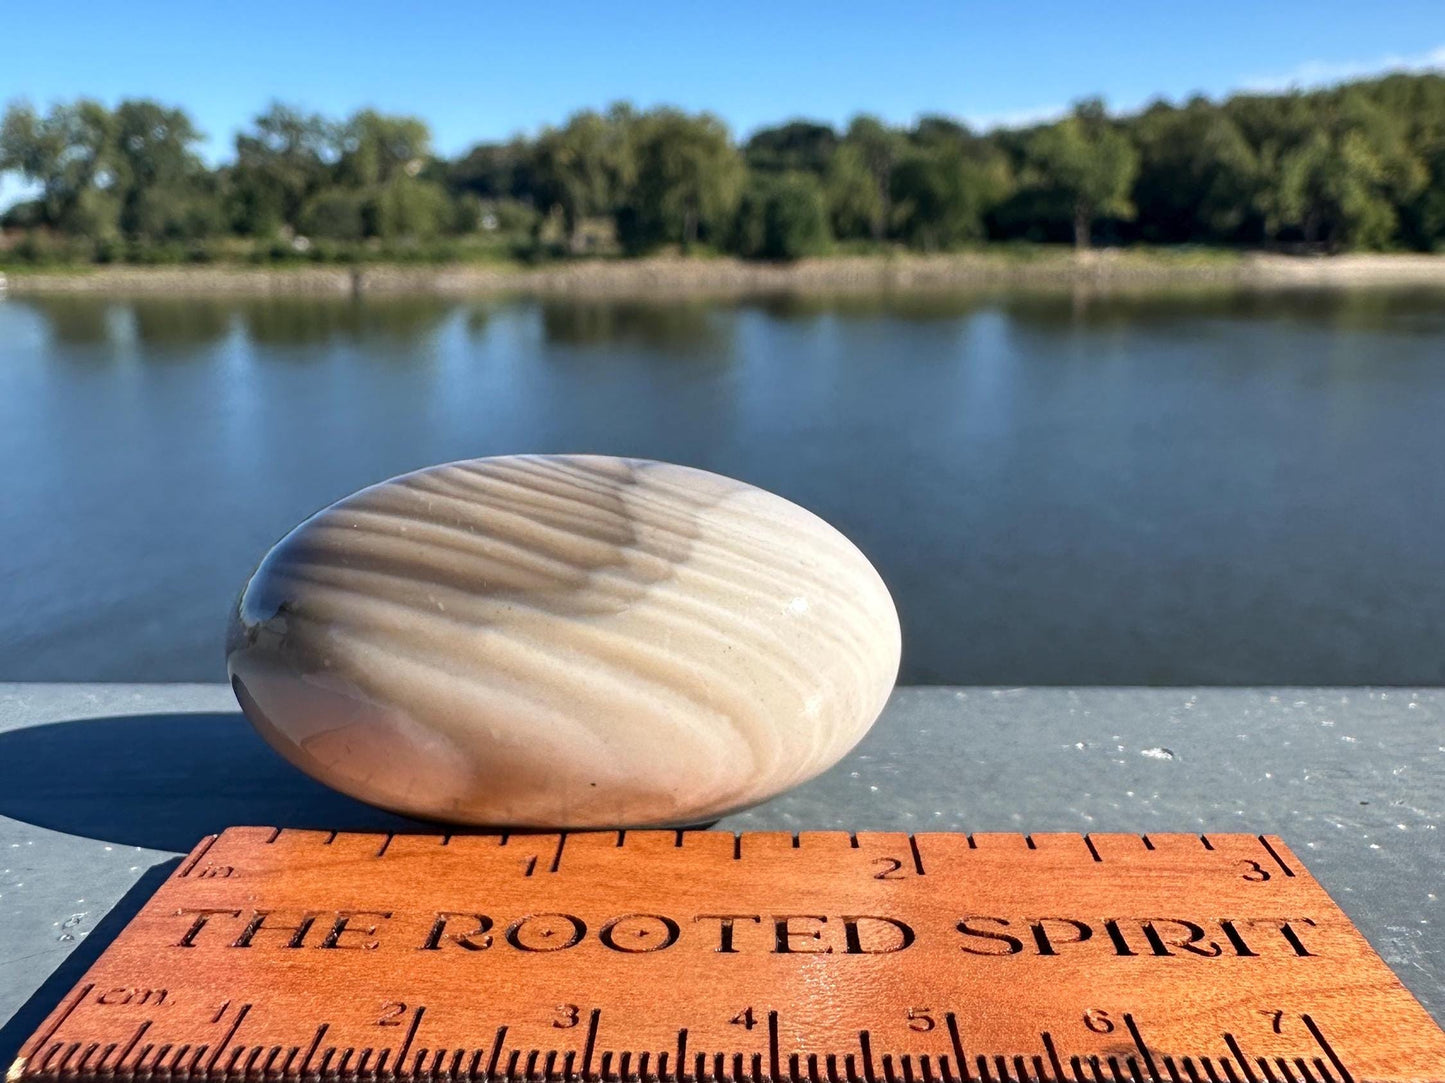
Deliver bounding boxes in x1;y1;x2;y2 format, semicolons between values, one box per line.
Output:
2;0;1443;163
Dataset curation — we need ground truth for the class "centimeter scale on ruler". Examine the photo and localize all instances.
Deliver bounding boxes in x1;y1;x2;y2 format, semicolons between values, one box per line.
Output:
11;828;1445;1083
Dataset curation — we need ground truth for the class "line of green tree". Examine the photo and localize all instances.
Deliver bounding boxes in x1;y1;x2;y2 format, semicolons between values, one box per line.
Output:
3;72;1444;265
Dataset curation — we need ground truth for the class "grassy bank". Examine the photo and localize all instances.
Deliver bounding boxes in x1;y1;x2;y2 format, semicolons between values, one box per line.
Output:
5;249;1445;298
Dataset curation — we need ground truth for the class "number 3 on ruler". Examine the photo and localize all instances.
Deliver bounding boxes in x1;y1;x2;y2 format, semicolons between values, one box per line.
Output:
553;1005;580;1028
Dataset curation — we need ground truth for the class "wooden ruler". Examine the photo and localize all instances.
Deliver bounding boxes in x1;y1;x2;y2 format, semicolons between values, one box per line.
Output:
10;829;1445;1083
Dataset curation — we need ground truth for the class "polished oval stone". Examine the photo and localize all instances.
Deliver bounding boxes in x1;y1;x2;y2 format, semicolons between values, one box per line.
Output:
227;455;901;827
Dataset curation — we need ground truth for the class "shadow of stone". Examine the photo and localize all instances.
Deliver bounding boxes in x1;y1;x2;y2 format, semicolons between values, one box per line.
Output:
0;713;429;851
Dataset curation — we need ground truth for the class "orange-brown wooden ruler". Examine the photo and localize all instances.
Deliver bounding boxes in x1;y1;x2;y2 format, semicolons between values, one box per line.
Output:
10;829;1445;1083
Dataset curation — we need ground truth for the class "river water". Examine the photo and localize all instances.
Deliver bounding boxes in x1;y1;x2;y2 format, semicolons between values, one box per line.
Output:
3;288;1444;685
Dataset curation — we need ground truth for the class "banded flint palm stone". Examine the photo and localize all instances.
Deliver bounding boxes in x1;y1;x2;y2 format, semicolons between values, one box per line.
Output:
227;455;901;828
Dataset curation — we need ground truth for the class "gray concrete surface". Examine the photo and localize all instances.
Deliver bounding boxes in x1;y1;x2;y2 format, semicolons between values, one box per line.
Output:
1;683;1441;1062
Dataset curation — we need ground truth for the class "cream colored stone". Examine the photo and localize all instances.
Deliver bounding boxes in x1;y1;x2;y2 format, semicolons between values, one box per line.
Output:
227;454;900;827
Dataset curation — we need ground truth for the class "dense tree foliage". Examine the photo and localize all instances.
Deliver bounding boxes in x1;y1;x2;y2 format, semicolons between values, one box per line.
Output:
619;108;744;251
734;171;830;259
1018;100;1138;248
4;74;1445;263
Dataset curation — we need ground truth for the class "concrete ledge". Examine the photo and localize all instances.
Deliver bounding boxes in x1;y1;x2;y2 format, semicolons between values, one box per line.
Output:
1;683;1440;1055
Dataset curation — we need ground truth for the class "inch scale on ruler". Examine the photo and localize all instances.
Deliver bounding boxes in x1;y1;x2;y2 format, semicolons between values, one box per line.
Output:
10;828;1445;1083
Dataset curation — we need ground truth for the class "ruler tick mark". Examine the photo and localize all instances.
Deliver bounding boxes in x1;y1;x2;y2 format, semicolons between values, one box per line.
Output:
582;1011;600;1081
172;1043;195;1076
487;1025;509;1082
207;1003;250;1074
859;1031;876;1083
1124;1015;1159;1083
769;1013;781;1083
299;1023;328;1078
115;1021;150;1071
908;835;926;874
1042;1032;1065;1083
1301;1017;1352;1083
178;835;218;877
1223;1036;1257;1083
92;1043;116;1073
1084;836;1102;862
550;833;567;873
244;1045;265;1076
945;1015;971;1083
56;1042;80;1074
1258;837;1295;878
73;1042;99;1074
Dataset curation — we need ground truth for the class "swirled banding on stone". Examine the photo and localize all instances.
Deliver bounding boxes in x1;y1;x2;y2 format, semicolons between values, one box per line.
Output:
227;454;901;827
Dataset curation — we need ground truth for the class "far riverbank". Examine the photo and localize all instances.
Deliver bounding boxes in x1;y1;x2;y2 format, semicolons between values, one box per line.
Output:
4;250;1445;299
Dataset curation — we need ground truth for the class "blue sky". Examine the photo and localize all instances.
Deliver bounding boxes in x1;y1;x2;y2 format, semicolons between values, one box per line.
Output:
2;0;1442;166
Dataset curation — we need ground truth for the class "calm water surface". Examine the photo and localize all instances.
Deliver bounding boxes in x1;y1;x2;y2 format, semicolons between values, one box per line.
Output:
3;288;1444;685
